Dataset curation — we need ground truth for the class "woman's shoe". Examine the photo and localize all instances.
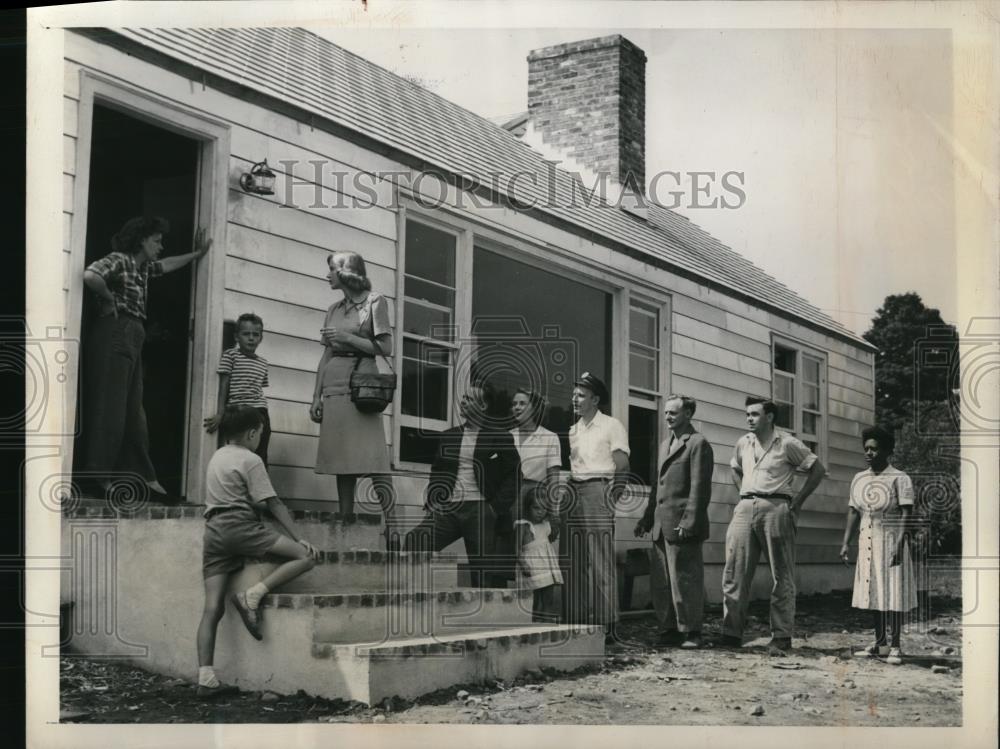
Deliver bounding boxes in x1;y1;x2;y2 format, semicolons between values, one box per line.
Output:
885;647;903;665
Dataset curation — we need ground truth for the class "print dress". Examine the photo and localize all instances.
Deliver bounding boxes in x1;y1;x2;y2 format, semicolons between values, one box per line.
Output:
849;465;918;612
314;293;391;475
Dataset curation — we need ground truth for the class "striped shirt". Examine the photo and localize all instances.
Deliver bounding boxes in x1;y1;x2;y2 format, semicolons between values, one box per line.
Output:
85;251;163;320
218;347;269;409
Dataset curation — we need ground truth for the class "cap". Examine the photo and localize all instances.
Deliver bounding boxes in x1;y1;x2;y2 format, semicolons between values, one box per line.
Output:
574;371;608;405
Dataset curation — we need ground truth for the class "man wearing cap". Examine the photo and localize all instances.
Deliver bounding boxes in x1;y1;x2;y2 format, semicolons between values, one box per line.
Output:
720;396;826;655
564;372;630;643
634;394;714;650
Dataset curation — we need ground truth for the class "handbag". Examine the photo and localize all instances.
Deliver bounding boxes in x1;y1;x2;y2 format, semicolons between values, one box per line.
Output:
349;346;397;414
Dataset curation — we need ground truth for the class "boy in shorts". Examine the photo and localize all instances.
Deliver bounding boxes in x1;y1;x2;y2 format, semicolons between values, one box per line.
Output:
196;405;320;698
204;313;272;467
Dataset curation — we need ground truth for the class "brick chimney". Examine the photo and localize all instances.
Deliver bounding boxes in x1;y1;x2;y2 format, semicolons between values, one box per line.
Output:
527;35;647;194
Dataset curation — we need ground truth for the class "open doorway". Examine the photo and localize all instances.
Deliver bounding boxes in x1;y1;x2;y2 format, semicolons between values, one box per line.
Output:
73;103;200;497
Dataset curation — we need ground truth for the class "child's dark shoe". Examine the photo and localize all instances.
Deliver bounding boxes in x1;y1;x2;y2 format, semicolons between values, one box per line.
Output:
230;592;263;640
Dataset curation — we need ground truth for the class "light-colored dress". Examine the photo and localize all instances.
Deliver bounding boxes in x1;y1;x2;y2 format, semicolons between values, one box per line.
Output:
849;465;918;612
515;519;564;591
314;293;392;475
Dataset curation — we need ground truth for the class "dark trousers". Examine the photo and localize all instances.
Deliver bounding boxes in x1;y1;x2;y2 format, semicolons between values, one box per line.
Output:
532;585;561;624
82;314;156;482
254;407;271;468
404;501;497;587
873;610;904;647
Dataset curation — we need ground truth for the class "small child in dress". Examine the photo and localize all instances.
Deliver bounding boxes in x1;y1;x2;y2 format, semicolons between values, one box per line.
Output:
840;425;917;666
515;488;564;624
204;313;271;467
196;406;320;699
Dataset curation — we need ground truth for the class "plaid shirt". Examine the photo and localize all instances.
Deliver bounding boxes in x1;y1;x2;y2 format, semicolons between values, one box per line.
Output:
86;252;164;320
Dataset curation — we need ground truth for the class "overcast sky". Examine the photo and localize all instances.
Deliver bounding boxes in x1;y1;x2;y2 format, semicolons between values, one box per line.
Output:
317;26;957;335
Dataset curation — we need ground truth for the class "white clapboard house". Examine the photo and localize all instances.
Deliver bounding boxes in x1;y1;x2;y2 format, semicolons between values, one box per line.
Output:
54;28;876;699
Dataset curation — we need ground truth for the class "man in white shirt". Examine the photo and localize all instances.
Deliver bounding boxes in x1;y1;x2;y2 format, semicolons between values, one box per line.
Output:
720;396;826;654
564;372;630;643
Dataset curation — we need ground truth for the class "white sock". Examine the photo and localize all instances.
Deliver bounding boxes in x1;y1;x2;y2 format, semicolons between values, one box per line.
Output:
198;666;220;688
245;582;269;610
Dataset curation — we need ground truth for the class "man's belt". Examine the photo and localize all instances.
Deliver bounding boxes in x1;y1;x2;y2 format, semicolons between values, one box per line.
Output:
740;492;792;500
570;477;611;484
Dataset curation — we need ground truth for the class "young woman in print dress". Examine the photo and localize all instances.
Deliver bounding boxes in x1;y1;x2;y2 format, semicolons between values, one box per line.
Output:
310;252;396;536
840;425;917;665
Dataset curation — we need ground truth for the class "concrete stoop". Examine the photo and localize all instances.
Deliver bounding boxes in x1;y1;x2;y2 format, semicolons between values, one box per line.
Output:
61;501;606;704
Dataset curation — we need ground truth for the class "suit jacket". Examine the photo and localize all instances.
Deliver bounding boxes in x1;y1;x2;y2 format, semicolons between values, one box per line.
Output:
640;425;714;544
426;425;521;528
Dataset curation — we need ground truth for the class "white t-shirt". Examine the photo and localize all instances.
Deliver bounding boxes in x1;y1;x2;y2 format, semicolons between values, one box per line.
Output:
511;425;562;482
452;429;486;503
569;410;630;479
204;444;277;514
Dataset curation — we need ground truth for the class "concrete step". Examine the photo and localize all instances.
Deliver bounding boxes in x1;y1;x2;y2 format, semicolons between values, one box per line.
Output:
211;599;603;704
62;499;386;550
257;588;534;643
313;625;605;704
230;550;461;594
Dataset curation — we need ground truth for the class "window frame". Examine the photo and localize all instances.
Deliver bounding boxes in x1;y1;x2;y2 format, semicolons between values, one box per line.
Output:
626;294;671;486
771;335;828;463
393;209;471;471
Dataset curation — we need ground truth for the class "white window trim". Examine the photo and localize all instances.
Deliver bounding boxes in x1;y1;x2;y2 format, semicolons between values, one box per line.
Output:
393;206;470;472
771;334;828;463
626;293;672;486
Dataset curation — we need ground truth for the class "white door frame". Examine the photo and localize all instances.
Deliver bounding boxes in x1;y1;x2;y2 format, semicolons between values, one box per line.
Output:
67;70;230;501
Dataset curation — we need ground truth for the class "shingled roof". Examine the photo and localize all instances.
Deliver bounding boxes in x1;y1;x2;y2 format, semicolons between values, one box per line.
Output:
102;26;868;348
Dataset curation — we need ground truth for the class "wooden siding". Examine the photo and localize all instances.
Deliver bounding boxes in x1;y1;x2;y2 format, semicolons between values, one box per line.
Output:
62;31;875;567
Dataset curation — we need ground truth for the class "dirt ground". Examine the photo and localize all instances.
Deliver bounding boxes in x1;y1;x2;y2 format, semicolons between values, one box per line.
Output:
60;578;963;727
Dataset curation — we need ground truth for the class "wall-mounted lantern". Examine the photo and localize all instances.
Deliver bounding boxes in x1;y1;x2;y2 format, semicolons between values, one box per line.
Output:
239;160;276;195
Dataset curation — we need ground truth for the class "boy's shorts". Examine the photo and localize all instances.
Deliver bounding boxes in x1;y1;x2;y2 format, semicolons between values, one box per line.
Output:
202;510;283;579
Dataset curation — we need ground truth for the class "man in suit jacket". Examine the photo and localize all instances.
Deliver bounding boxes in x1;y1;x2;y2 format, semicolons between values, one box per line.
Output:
404;383;520;588
634;394;714;649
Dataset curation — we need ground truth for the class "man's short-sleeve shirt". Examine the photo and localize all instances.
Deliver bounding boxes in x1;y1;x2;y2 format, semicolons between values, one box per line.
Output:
569;410;630;479
86;251;163;320
730;430;818;496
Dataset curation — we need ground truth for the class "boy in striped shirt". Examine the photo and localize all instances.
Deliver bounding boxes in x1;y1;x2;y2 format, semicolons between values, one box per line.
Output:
204;313;272;467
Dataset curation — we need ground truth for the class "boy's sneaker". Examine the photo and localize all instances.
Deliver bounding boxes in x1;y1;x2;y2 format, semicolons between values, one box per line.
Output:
885;647;903;665
230;592;263;640
197;683;240;700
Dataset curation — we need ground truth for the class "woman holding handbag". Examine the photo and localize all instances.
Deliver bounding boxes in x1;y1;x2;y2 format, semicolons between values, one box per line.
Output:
311;252;396;537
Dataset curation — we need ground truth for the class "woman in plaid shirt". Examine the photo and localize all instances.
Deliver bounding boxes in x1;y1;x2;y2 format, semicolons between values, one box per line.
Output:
81;216;211;500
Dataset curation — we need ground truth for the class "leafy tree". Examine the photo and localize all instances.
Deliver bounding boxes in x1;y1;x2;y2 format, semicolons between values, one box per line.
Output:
892;401;962;556
862;292;958;432
863;293;961;556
